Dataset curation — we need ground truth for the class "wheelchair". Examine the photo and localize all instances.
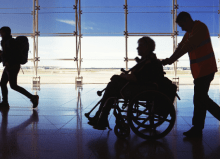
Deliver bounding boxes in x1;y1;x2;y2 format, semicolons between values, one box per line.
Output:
85;78;179;140
85;58;180;138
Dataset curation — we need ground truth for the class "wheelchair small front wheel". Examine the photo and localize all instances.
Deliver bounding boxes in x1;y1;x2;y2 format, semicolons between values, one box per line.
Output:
127;90;176;140
114;123;130;139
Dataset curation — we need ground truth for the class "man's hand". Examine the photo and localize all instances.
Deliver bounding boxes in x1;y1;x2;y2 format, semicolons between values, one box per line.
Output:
162;58;172;66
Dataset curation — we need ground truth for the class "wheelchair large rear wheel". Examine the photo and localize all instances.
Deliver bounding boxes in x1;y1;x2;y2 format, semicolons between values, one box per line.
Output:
127;90;176;140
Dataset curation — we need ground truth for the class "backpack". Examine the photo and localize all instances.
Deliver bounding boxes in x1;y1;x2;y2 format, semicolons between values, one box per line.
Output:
16;36;29;65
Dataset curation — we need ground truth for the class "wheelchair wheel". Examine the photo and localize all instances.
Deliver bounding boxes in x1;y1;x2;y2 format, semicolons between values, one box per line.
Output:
114;123;130;139
127;90;176;140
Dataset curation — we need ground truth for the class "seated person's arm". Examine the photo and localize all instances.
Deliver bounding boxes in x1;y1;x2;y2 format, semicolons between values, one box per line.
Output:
120;72;137;82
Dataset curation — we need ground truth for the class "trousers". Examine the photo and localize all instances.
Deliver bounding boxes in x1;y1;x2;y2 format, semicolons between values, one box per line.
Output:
94;75;127;119
1;64;33;102
193;72;220;129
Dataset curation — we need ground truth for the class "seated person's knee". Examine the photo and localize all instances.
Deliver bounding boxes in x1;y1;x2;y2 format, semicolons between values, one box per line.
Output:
10;83;18;90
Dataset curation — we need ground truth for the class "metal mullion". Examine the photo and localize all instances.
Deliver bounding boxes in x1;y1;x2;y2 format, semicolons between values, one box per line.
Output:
35;0;39;77
75;0;79;76
125;0;128;70
78;0;82;77
33;0;36;77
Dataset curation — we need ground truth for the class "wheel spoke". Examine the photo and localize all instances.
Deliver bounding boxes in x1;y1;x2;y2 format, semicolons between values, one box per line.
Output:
136;116;150;130
128;91;176;139
133;117;149;120
132;108;149;116
152;114;172;123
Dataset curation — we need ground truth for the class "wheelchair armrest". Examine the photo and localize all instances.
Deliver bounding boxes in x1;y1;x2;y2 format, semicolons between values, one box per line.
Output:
120;81;159;99
144;82;159;90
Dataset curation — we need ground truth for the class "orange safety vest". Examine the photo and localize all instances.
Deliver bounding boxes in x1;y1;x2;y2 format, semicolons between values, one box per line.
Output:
186;21;217;79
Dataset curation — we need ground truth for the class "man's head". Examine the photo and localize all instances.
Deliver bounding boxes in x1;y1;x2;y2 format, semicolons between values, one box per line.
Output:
0;26;11;38
176;12;194;32
137;36;155;57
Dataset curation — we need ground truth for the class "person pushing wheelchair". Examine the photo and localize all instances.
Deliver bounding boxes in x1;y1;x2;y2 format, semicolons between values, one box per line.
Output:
162;12;219;138
87;36;166;130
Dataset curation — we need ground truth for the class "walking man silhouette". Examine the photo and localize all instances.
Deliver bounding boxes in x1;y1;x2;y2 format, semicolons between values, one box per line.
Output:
162;12;219;137
0;26;39;108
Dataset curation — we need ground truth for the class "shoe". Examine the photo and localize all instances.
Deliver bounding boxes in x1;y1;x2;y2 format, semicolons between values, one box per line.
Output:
93;118;109;130
87;113;100;126
88;118;98;126
31;95;39;108
93;125;107;130
183;127;203;138
0;102;10;113
0;101;10;108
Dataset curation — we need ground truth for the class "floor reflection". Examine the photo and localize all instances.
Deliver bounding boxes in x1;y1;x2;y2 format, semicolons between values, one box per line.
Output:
87;132;175;159
0;84;220;159
0;107;38;159
76;86;83;159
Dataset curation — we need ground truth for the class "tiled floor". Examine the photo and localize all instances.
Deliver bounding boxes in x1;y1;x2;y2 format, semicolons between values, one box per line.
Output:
1;84;220;159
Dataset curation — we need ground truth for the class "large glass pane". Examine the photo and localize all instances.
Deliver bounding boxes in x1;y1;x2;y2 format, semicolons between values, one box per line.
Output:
39;0;75;34
81;0;124;36
81;36;125;68
81;13;124;36
38;37;75;68
127;0;173;33
0;0;32;33
178;0;219;36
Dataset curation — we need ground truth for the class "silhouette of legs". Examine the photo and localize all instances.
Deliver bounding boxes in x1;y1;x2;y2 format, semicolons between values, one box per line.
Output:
192;73;220;129
90;76;127;129
1;66;33;103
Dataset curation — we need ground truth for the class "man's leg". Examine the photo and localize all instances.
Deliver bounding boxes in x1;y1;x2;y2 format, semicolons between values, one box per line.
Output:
0;68;9;106
192;82;209;129
184;73;214;137
7;66;39;108
204;73;220;120
207;98;220;120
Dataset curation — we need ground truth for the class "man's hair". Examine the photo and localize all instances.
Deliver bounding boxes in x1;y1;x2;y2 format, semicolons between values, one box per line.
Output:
0;26;11;35
138;36;155;52
176;12;193;23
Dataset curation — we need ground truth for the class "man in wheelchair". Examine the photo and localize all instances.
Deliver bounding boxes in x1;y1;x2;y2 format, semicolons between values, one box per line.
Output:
88;36;167;130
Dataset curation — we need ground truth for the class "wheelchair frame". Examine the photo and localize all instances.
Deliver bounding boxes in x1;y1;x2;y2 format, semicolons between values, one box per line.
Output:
85;60;178;139
85;84;178;140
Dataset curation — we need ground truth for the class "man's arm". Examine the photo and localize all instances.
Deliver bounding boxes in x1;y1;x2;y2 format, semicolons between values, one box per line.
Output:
162;35;187;65
169;45;188;64
163;22;208;65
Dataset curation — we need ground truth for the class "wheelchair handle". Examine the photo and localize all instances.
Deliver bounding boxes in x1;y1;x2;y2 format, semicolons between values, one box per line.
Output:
121;68;129;74
97;88;106;96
